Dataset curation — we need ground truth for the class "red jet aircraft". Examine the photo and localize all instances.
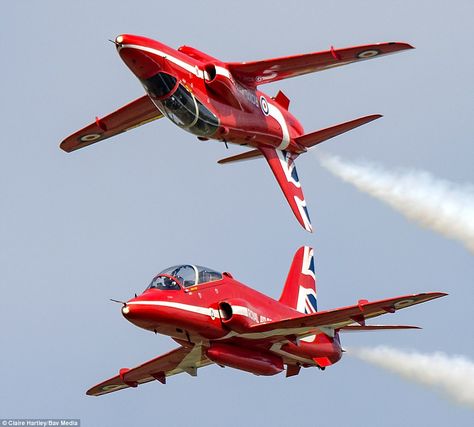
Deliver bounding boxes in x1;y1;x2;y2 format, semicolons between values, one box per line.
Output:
87;246;445;396
61;35;413;232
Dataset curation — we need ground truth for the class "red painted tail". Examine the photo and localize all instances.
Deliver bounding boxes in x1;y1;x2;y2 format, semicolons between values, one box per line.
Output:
279;246;317;313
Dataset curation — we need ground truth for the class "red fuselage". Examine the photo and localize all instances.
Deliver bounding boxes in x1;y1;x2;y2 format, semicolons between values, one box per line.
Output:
115;34;306;154
123;270;342;374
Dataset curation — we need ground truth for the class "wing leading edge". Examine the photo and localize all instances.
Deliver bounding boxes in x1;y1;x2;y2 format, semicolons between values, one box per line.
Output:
60;95;163;153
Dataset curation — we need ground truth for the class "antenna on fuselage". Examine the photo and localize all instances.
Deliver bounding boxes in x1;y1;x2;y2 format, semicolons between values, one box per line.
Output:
108;39;121;48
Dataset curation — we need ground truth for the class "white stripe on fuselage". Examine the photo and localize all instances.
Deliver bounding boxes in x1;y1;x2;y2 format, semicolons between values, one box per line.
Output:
129;300;336;342
128;300;250;321
128;300;217;317
118;44;207;79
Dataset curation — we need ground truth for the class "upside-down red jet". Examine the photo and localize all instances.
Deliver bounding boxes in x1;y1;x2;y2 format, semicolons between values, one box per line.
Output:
87;246;445;396
61;35;413;232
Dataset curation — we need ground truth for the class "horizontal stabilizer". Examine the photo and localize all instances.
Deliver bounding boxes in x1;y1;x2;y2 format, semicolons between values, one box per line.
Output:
295;114;382;149
339;325;421;332
217;149;263;164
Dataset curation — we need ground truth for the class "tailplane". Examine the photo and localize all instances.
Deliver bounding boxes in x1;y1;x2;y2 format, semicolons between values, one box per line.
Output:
295;114;382;149
279;246;317;313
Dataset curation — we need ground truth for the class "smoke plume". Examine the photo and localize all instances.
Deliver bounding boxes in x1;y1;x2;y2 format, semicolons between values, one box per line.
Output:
350;346;474;408
319;154;474;253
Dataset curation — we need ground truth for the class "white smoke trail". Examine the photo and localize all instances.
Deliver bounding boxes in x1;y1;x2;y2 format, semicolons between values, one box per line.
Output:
319;154;474;253
350;346;474;409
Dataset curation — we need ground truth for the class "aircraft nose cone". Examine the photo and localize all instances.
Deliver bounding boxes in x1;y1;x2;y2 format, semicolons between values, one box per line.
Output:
120;301;155;331
115;35;163;80
115;35;124;46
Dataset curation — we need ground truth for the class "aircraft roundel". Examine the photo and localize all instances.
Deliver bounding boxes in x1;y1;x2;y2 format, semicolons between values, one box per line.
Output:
356;49;380;59
394;299;415;309
260;96;270;116
80;133;102;142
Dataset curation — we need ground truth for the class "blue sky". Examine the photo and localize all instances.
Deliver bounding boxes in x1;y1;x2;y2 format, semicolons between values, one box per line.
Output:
1;1;473;425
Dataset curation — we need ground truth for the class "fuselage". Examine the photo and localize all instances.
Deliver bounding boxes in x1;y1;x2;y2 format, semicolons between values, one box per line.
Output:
122;265;342;371
115;34;306;154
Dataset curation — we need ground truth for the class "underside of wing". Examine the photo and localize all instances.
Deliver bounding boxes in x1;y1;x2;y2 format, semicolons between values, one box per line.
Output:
227;42;413;87
259;147;312;232
339;324;421;332
246;292;446;339
60;95;163;153
86;344;211;396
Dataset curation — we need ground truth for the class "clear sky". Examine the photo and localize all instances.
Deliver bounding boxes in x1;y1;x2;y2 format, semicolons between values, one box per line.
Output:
1;1;473;425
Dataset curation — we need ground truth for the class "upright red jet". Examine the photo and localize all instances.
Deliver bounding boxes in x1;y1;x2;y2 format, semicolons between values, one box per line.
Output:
61;35;413;232
87;246;445;396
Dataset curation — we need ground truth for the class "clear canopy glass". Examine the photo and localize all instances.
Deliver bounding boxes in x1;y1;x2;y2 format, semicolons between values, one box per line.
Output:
141;72;219;137
147;264;222;291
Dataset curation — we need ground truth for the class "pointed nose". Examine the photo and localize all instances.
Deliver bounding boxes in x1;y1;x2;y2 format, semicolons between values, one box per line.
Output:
115;34;164;80
120;301;149;329
121;304;130;316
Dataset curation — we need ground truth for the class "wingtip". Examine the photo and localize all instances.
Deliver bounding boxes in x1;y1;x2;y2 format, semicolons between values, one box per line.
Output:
388;41;415;50
59;143;71;153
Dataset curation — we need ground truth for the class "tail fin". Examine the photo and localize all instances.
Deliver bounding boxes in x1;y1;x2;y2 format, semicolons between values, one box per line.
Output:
259;147;312;233
279;246;317;313
295;114;382;149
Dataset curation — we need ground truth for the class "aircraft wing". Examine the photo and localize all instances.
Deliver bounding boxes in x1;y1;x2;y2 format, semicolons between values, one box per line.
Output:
227;42;413;87
339;324;421;332
60;95;163;152
246;292;446;339
259;147;312;232
86;344;211;396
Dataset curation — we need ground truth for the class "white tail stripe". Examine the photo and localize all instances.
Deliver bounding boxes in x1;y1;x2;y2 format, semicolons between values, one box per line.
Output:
295;197;312;232
302;246;315;279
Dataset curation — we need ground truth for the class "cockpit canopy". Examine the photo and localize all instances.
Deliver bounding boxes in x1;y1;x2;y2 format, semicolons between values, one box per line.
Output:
141;72;219;137
147;264;222;291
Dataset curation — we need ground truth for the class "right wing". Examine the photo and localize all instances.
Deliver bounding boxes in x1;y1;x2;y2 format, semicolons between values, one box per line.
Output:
227;42;413;87
86;344;211;396
246;292;446;339
60;95;163;152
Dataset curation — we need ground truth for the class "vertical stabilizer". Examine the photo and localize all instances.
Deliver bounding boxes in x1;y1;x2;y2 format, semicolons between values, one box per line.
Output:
259;147;312;233
279;246;317;313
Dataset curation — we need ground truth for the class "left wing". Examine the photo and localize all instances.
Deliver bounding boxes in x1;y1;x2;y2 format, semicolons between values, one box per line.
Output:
60;95;163;153
259;147;312;232
87;344;211;396
246;292;446;339
227;42;413;87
